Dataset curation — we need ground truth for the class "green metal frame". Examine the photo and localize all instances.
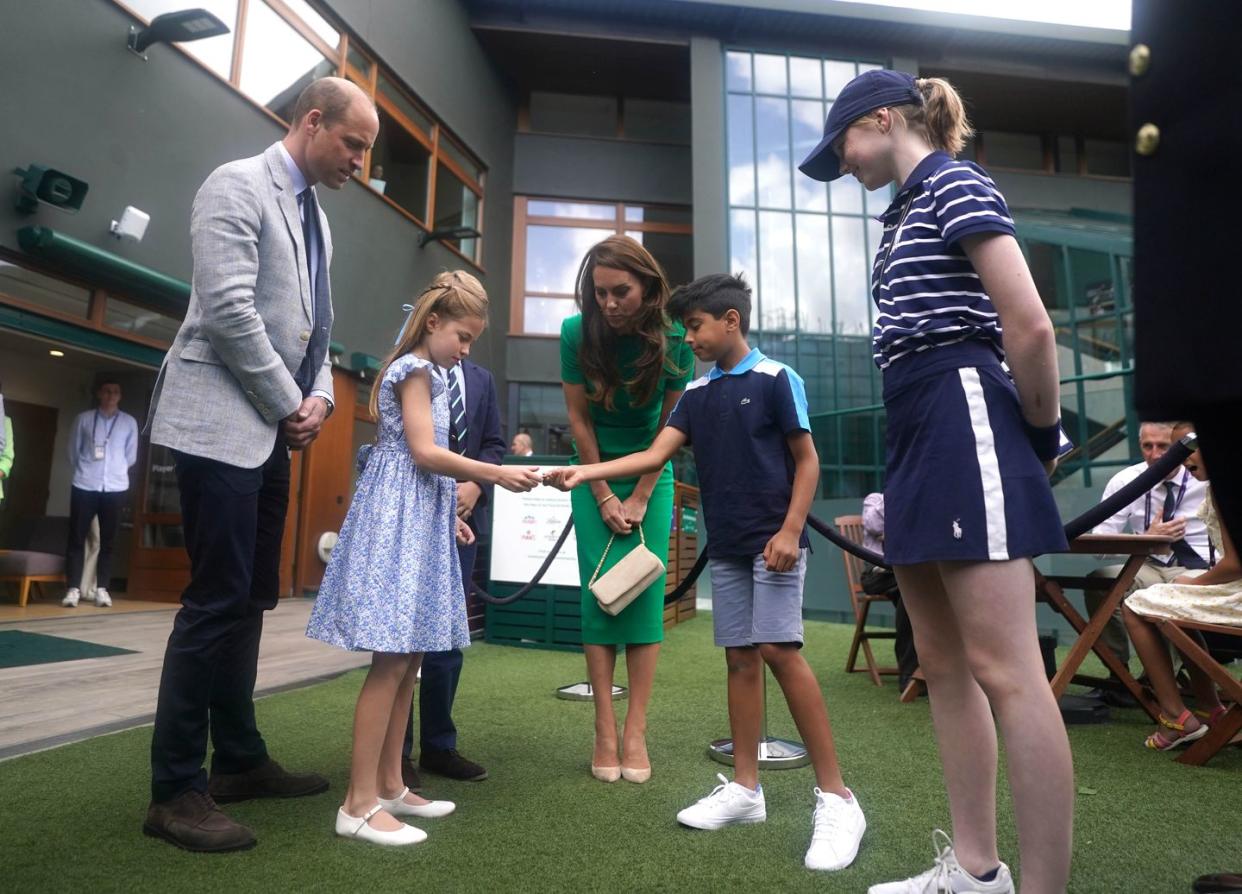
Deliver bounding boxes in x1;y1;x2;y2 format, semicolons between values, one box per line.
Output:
0;302;166;367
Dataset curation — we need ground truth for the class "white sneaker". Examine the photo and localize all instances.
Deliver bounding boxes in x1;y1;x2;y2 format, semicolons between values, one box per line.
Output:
804;787;866;871
94;588;112;608
868;829;1014;894
62;588;81;608
676;773;766;830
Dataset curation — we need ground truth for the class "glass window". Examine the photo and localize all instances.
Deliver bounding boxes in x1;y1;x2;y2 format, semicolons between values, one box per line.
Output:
792;100;827;212
788;57;822;99
370;105;431;219
831;216;870;335
0;261;91;318
624;99;691;144
824;60;856;98
523;297;577;336
725;51;752;92
1085;139;1130;177
755;97;791;209
753;54;787;95
624;205;692;226
124;0;237;79
830;176;864;215
239;0;335;122
439;134;483;182
795;214;831;333
758;211;795;330
1056;134;1080;174
276;0;338;48
346;41;370;79
626;231;694;290
529;92;617;138
143;445;181;515
865;184;893;218
985;131;1044;170
525;226;608;294
729;209;757;287
103;299;181;343
517;383;573;455
378;73;433;135
528;200;614;220
433;165;480;260
727;94;756;208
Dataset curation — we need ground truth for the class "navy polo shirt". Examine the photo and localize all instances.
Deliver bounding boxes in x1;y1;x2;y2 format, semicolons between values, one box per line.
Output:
667;348;813;559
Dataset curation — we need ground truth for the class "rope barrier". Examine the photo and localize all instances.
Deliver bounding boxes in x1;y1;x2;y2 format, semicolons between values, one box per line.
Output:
471;435;1199;605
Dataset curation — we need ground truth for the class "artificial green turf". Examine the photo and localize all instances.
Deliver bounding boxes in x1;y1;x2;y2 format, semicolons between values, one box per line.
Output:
1;616;1238;893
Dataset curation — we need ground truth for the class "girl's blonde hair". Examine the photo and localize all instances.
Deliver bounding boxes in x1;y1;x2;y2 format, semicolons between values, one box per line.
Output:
887;77;974;157
369;269;488;418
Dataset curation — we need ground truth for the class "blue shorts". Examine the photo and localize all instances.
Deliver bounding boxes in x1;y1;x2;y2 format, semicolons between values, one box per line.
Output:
882;343;1068;565
710;550;807;647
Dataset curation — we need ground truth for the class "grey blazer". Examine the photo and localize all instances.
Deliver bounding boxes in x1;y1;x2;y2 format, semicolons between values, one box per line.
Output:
149;142;334;469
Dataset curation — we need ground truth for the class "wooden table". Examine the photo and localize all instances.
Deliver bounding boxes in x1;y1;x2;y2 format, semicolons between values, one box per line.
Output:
1035;533;1174;721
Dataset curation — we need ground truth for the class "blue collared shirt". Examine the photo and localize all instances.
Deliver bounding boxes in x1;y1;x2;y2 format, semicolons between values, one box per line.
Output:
667;348;812;559
69;409;138;493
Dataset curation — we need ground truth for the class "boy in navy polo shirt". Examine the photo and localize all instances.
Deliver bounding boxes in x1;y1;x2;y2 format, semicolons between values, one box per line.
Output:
545;273;865;872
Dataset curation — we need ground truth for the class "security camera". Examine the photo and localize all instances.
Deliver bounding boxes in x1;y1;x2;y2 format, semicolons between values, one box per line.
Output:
110;206;150;242
13;164;89;214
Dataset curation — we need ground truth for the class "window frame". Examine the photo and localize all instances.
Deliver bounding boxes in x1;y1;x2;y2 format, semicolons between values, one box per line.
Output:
110;0;487;270
508;196;693;337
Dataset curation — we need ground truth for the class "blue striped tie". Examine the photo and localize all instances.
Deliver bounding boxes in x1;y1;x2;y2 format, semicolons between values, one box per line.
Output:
448;368;467;454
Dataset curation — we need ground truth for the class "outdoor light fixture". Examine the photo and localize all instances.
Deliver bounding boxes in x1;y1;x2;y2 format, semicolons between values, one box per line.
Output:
49;350;65;357
13;165;89;215
418;225;481;248
127;8;230;59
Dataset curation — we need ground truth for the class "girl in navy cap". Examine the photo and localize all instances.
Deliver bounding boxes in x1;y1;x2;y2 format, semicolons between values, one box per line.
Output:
801;71;1071;894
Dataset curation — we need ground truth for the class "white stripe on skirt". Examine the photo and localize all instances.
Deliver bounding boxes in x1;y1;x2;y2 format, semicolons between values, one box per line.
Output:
957;368;1010;561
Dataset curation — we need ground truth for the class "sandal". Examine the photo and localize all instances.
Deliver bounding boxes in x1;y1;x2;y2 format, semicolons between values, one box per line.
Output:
1146;709;1211;751
1193;705;1229;725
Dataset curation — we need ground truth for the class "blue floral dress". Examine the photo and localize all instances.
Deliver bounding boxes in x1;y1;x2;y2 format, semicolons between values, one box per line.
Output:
306;354;469;654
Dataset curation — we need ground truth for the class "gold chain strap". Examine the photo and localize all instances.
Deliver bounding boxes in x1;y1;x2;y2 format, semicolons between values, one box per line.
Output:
589;524;647;587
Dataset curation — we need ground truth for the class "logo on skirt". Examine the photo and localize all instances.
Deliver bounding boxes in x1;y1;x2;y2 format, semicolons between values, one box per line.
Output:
952;519;963;540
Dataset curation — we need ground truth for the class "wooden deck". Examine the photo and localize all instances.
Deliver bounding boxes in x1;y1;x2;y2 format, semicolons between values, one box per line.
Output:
0;598;369;759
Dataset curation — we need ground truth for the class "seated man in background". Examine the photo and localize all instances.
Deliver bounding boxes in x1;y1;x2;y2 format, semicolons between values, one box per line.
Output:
859;492;919;692
1088;421;1211;695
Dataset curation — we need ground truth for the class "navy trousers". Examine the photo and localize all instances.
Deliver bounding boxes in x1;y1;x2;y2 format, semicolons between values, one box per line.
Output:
403;538;477;758
149;438;289;801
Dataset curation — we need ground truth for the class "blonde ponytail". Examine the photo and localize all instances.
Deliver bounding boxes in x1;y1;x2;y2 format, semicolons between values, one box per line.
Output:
891;77;974;157
368;269;489;419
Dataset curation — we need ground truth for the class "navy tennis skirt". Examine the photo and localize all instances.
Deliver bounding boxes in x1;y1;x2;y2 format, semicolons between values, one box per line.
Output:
881;341;1068;565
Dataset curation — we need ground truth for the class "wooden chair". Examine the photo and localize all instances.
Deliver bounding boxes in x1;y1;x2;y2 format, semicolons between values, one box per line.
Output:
836;514;900;686
1153;617;1242;766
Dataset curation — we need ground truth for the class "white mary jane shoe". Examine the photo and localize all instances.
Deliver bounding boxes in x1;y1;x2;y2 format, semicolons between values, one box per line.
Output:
335;804;427;846
378;786;456;819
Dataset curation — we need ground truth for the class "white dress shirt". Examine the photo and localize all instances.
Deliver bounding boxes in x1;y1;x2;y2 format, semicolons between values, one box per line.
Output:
1092;460;1210;563
69;408;138;492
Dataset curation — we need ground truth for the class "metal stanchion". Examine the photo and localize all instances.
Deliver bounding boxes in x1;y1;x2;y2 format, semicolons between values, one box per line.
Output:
556;682;627;701
708;667;809;769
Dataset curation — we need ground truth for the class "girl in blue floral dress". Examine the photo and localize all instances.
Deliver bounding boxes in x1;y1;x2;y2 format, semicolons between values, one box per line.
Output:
307;271;541;847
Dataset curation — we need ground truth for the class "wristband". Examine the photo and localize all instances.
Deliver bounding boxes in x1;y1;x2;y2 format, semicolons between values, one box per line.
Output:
1024;419;1063;462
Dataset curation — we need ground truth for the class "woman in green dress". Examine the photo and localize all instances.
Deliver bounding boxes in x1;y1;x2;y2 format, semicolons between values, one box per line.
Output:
560;235;694;783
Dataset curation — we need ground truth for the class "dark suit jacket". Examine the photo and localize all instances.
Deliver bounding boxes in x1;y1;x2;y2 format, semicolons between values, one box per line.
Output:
1132;1;1242;415
456;359;506;537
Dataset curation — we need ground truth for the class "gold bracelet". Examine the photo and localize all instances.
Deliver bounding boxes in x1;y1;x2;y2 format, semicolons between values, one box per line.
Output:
597;492;618;508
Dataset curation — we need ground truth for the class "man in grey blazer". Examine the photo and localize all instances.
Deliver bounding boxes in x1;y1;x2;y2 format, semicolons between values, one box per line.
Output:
144;78;378;853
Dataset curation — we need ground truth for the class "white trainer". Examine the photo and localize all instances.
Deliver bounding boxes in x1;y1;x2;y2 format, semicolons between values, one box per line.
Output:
61;588;81;608
378;786;455;818
804;787;866;871
676;773;766;830
868;829;1014;894
94;588;112;608
335;805;426;846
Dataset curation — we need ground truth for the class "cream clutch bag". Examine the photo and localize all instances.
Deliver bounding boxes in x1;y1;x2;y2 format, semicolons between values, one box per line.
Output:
589;526;665;616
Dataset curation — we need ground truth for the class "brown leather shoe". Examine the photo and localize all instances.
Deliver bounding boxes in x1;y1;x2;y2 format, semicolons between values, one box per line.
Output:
208;758;329;804
401;758;424;793
143;790;256;853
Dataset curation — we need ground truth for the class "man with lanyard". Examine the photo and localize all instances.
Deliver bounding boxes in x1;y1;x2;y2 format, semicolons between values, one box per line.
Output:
1087;420;1210;677
62;379;139;608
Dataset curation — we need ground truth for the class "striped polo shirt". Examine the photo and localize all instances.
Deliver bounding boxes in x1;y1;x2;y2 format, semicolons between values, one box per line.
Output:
871;151;1016;372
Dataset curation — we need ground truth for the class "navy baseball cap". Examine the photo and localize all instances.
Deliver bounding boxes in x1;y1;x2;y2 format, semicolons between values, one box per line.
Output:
798;69;923;182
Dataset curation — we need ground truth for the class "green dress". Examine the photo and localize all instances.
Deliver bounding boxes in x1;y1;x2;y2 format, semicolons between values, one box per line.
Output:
560;314;695;645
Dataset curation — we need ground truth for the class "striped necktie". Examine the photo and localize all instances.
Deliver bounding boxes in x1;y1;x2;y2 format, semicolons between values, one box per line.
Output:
447;367;468;454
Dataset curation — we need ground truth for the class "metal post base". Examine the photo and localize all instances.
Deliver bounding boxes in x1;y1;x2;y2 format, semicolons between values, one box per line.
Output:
707;737;810;769
556;682;627;701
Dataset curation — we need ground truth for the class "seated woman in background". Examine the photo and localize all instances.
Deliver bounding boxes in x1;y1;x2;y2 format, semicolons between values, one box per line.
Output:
1123;421;1242;750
